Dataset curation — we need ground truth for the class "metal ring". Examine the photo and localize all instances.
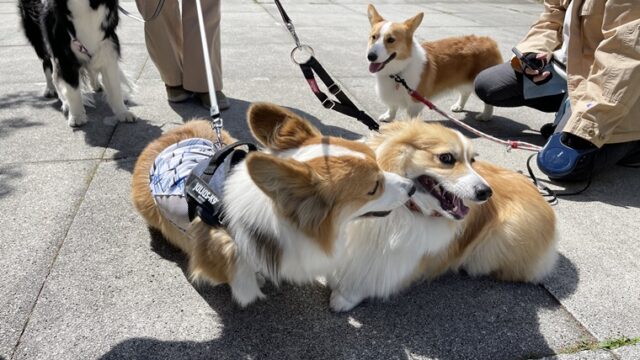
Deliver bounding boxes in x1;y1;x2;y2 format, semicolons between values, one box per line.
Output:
290;45;315;65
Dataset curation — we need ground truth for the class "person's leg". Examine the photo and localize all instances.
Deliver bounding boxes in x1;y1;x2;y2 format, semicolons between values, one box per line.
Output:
474;63;564;113
144;0;185;99
182;0;222;93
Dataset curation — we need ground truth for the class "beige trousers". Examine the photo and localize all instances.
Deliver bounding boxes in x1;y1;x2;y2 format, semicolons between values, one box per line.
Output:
143;0;222;93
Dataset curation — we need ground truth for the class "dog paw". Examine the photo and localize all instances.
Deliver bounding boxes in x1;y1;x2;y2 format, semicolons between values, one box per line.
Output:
43;88;57;99
330;290;362;312
378;111;395;123
61;102;69;114
68;113;88;127
475;113;492;122
233;288;266;308
450;104;464;112
115;110;136;123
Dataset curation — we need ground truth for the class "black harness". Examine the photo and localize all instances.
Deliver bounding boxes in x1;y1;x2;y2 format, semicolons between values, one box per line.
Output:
185;142;257;227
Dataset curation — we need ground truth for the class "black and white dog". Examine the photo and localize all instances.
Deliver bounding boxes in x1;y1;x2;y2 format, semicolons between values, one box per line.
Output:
19;0;135;126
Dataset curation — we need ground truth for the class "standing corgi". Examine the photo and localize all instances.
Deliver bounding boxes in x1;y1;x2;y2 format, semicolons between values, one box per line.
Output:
366;4;503;122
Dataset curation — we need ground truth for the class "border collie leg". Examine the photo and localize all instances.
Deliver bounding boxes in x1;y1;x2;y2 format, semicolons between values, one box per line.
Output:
101;56;135;123
54;62;87;126
42;59;57;98
88;70;102;92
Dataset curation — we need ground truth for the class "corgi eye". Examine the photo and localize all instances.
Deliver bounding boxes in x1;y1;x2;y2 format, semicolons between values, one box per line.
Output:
387;37;395;44
371;34;378;40
438;153;456;165
471;157;476;163
367;180;380;195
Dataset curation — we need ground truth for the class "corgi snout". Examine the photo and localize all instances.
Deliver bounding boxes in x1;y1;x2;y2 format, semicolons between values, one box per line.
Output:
473;183;492;202
367;52;378;62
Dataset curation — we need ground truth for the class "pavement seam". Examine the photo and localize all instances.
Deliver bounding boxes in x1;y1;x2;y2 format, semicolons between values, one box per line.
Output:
9;159;100;360
9;117;121;360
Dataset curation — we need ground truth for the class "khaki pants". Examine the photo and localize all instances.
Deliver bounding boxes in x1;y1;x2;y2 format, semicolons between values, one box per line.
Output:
143;0;222;93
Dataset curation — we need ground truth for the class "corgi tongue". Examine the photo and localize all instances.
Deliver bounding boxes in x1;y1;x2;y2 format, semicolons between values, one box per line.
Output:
369;62;384;73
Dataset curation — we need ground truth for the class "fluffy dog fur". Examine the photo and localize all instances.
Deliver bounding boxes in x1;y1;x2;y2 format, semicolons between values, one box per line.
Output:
329;121;557;312
19;0;135;126
131;103;415;307
366;4;503;122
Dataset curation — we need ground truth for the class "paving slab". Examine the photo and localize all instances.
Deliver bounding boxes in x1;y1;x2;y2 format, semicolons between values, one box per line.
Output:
0;160;98;359
613;343;640;359
540;349;615;360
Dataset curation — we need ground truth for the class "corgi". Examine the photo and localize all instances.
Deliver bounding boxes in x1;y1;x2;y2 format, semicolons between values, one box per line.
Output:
19;0;135;126
329;120;557;312
131;102;416;307
366;4;503;122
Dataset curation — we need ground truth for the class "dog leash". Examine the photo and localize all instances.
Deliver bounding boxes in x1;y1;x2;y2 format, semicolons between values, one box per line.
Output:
195;0;224;149
273;0;379;132
390;75;543;152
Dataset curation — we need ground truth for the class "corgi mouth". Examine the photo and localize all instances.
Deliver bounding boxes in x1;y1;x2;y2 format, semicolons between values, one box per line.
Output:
415;175;469;220
360;210;392;218
369;53;396;73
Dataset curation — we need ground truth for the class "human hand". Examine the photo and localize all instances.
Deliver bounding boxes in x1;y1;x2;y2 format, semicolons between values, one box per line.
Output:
521;53;552;83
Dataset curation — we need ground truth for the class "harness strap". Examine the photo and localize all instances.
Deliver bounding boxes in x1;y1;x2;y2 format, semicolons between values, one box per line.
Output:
185;142;257;226
300;57;379;131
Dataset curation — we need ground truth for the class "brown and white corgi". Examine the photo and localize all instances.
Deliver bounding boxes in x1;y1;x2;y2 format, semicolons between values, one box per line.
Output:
329;120;557;311
131;102;415;307
366;4;503;122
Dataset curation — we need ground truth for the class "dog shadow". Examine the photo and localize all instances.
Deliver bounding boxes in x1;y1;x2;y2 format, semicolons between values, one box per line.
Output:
99;229;581;360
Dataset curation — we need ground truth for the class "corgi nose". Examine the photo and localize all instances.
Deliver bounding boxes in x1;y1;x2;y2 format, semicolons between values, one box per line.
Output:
474;185;493;201
408;184;416;197
367;52;378;62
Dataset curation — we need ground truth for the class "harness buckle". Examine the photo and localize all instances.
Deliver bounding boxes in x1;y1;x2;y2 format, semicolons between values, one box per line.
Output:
322;98;336;110
327;83;342;96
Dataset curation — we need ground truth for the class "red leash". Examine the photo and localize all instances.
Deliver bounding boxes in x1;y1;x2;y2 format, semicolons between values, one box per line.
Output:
390;75;542;152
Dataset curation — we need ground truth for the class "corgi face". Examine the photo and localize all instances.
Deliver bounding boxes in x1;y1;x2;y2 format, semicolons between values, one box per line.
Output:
371;120;492;221
366;4;423;74
246;103;415;251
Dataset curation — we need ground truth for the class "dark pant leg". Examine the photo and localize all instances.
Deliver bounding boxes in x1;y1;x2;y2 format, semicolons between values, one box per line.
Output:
474;63;565;113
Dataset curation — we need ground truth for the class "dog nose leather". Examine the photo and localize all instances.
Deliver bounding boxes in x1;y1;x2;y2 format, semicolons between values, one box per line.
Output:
408;185;416;197
475;186;493;201
367;52;378;62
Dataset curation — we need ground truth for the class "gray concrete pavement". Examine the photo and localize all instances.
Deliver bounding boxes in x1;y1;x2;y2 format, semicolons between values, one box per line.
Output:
1;0;639;359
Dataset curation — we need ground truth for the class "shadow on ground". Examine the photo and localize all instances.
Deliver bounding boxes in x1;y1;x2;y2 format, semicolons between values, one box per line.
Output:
168;97;363;141
99;229;581;360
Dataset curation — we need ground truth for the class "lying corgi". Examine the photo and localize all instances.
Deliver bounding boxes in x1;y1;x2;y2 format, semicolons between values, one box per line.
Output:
131;103;415;307
329;121;557;312
366;4;503;122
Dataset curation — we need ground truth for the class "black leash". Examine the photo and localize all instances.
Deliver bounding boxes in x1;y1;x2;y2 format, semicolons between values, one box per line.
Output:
525;154;593;205
273;0;379;132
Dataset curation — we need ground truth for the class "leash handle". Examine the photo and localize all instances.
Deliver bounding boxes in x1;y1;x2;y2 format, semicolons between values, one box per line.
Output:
195;0;224;148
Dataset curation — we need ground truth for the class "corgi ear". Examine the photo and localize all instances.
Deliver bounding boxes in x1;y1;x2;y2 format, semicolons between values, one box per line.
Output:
367;4;384;25
404;12;424;34
246;152;330;232
248;102;320;151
